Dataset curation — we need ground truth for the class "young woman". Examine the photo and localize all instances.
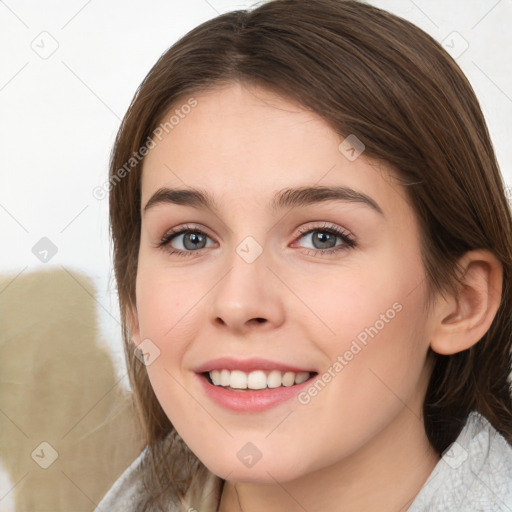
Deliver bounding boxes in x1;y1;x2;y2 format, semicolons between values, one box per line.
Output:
95;0;512;510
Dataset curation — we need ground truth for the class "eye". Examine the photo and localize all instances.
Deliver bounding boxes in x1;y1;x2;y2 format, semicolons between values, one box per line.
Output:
292;223;356;256
157;224;215;257
156;222;356;258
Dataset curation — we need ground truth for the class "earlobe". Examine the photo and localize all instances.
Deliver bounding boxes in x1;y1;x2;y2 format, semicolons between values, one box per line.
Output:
429;250;502;356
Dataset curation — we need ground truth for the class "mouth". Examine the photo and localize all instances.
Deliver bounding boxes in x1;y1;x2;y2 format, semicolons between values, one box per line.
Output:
195;360;319;412
202;369;317;391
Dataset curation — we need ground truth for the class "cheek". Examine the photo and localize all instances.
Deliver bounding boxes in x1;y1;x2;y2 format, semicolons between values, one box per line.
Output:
295;246;426;355
279;276;431;474
134;259;207;348
133;260;213;408
134;268;208;436
293;244;430;407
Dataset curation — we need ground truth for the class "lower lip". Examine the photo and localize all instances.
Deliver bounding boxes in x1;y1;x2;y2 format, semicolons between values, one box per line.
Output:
197;373;315;412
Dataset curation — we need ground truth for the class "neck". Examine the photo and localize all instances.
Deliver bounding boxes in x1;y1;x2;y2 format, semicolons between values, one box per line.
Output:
218;407;440;512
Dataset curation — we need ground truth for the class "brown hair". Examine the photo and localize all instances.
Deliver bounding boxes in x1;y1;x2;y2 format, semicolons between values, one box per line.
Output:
108;0;512;509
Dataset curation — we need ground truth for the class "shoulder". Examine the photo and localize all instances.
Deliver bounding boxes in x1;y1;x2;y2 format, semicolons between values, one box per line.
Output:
408;411;512;511
94;446;152;511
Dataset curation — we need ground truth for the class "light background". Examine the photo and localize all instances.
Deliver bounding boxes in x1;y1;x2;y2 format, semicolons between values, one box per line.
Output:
0;0;511;510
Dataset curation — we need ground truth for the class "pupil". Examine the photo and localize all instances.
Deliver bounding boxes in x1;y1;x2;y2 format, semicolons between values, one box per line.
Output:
184;232;205;250
313;232;335;249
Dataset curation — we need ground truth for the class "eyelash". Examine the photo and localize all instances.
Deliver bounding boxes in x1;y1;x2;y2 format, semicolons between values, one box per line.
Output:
156;222;356;258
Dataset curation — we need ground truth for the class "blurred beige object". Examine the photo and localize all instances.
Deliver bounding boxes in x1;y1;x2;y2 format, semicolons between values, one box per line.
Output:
0;268;144;511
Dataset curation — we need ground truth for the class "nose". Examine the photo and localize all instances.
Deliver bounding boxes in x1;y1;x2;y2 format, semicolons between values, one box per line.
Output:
208;245;285;334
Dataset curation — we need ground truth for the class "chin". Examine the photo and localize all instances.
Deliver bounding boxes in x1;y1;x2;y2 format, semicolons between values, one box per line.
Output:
197;450;310;484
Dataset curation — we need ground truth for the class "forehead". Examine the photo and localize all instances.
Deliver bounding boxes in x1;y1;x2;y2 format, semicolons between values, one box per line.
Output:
140;82;408;216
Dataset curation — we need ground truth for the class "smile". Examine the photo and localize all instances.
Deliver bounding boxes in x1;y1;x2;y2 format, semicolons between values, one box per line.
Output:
194;358;319;412
206;369;312;390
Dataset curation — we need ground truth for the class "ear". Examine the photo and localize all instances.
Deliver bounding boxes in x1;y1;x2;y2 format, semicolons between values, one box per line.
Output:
429;249;503;355
126;304;141;347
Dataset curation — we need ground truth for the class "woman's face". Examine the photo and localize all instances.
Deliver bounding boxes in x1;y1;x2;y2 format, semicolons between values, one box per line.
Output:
132;81;436;483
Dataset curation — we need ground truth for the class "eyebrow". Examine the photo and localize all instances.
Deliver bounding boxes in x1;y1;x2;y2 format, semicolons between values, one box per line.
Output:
143;185;384;216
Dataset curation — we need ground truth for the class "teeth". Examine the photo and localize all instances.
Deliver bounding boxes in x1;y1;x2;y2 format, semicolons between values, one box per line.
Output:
220;369;230;386
247;370;267;390
294;371;309;384
210;370;221;386
230;370;247;389
267;370;282;388
282;371;295;387
208;369;311;390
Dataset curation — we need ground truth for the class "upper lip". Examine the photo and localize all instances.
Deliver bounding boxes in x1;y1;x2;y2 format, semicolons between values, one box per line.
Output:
194;357;316;374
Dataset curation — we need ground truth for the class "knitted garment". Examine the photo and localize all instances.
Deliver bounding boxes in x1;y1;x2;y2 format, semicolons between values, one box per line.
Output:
95;410;512;511
94;445;151;511
407;411;512;511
